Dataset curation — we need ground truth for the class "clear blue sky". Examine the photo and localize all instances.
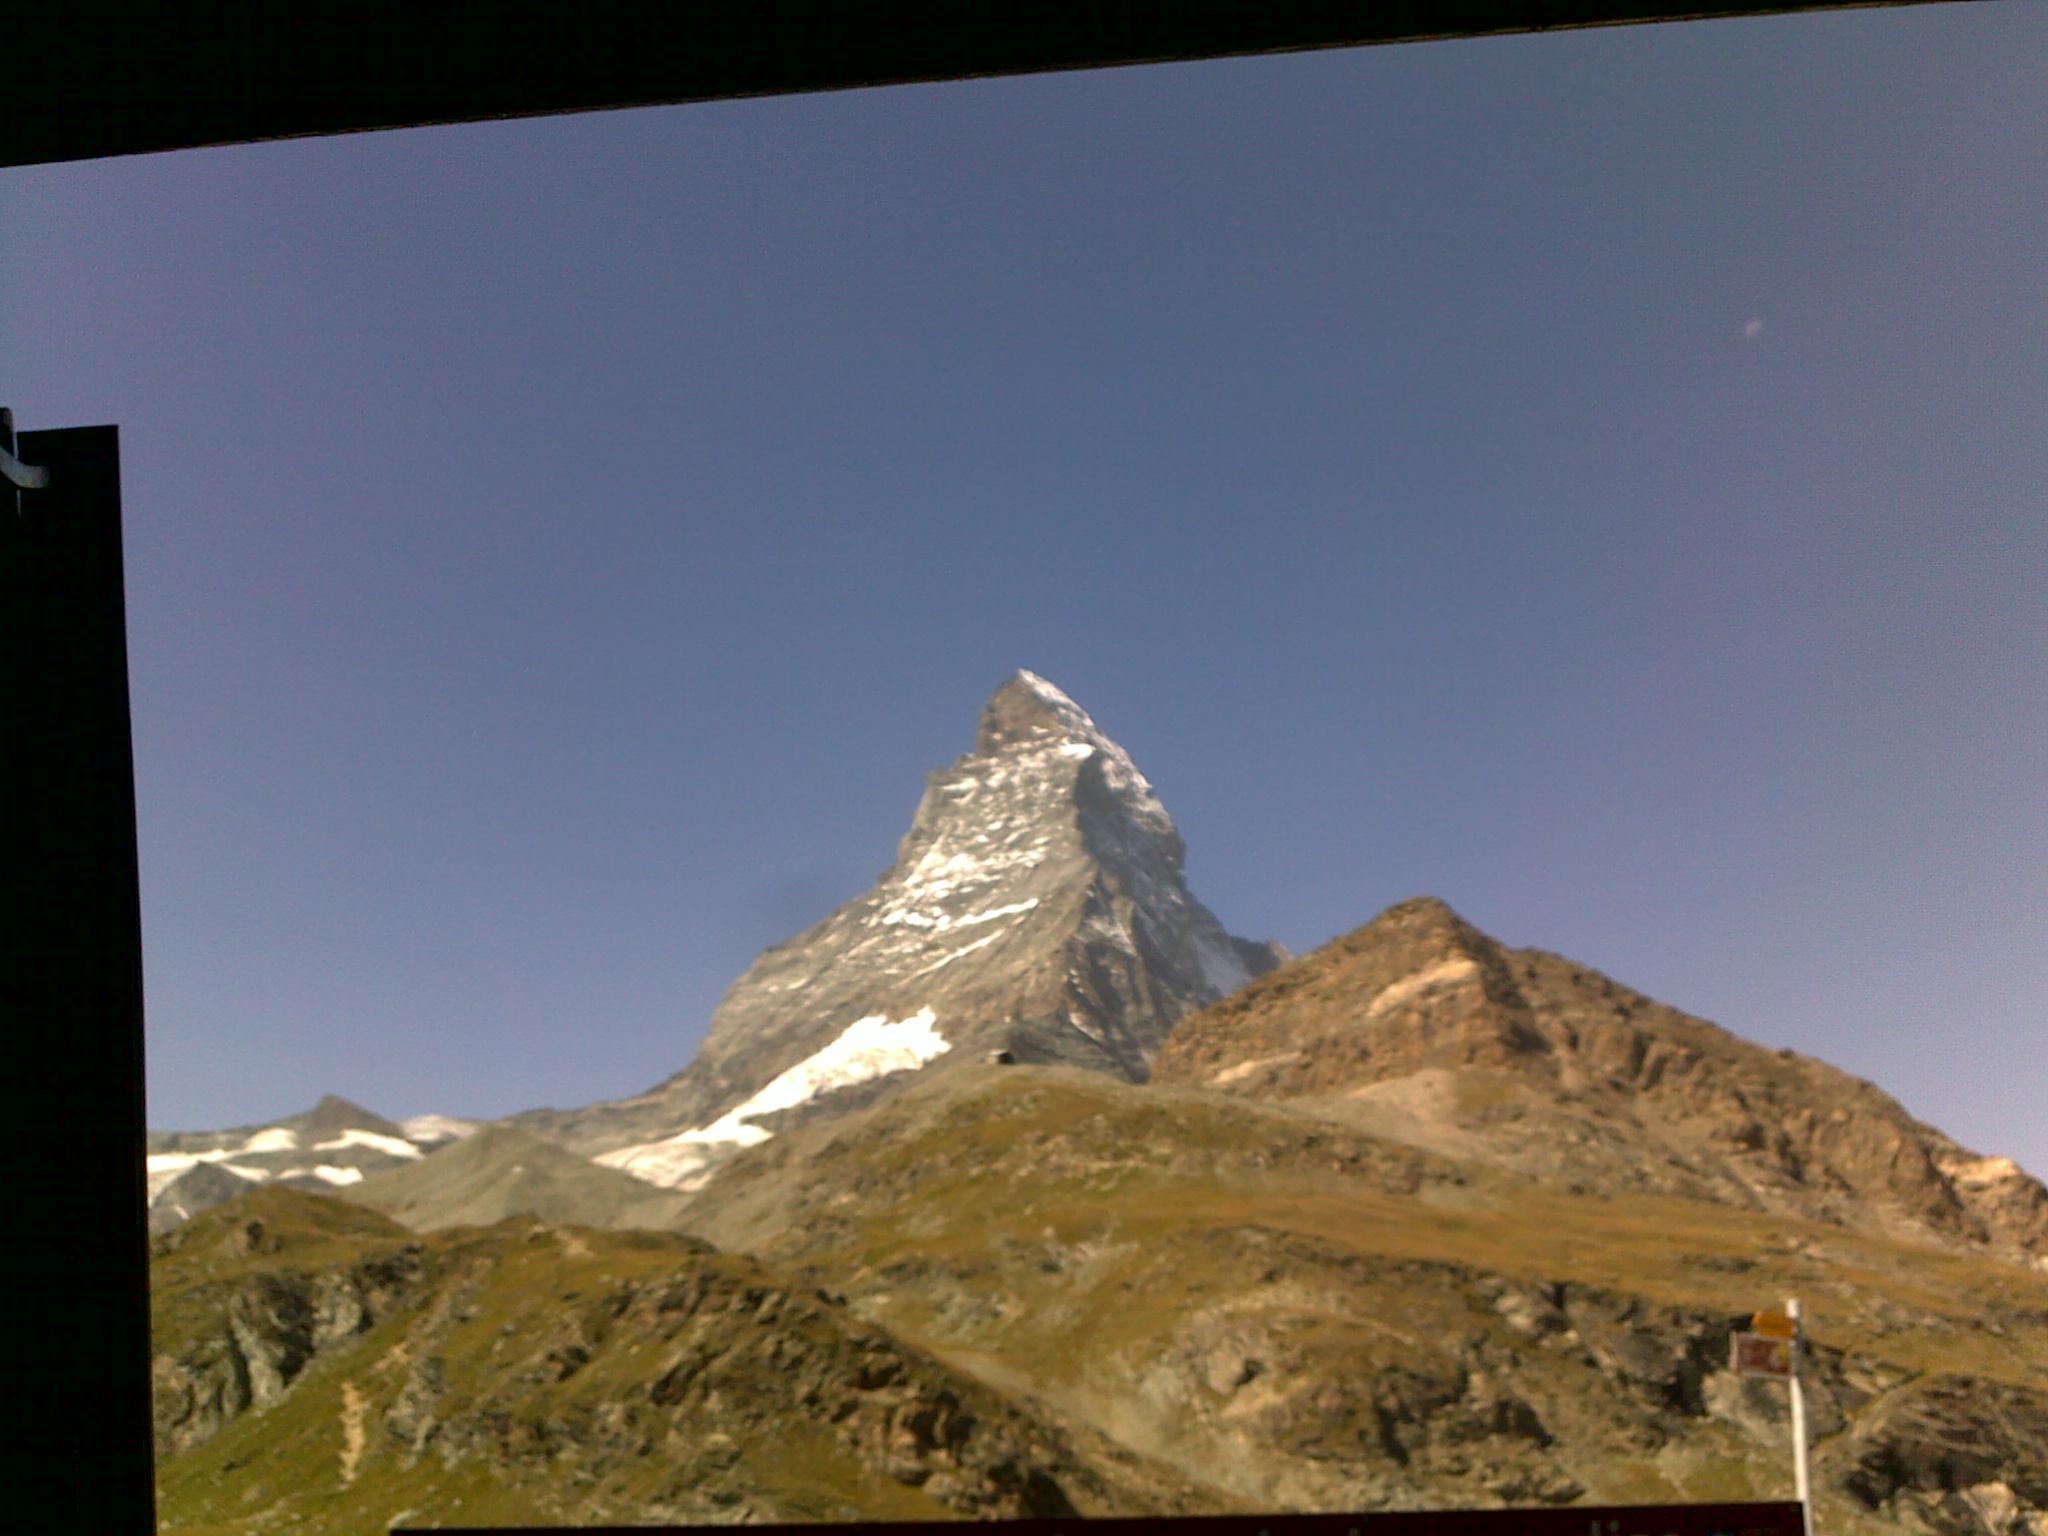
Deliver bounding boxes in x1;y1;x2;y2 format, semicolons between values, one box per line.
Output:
4;6;2042;1180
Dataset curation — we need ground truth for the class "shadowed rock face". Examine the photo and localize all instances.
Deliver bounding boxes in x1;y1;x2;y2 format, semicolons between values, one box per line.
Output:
1154;897;2048;1266
510;672;1281;1186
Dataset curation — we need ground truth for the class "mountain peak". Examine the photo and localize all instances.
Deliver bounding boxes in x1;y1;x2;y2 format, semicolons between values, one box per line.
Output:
308;1093;375;1118
966;671;1181;875
976;669;1099;753
299;1094;405;1139
1374;894;1465;926
511;673;1282;1186
1156;902;2048;1266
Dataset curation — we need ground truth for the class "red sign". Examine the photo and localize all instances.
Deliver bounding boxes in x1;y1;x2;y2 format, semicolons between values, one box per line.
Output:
1732;1331;1793;1379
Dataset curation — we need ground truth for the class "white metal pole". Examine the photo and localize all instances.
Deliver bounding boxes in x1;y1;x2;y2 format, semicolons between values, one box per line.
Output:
1788;1296;1813;1536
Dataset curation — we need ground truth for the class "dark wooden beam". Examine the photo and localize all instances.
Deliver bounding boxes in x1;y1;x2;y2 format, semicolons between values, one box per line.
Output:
1;424;156;1535
425;1506;1809;1536
4;1;1937;169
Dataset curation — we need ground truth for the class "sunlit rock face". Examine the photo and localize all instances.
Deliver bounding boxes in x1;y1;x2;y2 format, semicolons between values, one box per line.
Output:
515;671;1282;1188
1154;896;2048;1267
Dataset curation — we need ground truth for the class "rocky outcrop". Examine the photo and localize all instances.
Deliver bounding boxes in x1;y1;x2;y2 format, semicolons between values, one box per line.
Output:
1832;1376;2048;1531
151;1210;430;1457
512;671;1278;1188
535;1266;1091;1519
148;1189;1227;1533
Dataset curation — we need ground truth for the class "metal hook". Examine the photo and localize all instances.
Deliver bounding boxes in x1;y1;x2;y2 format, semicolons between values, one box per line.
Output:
2;409;52;517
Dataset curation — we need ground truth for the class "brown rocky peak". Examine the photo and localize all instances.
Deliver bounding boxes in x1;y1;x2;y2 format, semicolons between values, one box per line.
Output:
1153;895;1544;1095
1339;895;1498;966
1294;897;1514;1015
1157;899;2048;1268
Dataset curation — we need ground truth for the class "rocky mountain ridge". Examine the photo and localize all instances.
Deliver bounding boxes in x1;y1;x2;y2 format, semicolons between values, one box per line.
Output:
1152;897;2048;1268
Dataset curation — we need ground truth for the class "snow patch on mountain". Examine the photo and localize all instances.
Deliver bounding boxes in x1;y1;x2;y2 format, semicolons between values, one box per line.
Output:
882;897;1040;932
400;1115;481;1145
314;1165;365;1186
910;933;1004;977
274;1165;367;1187
148;1148;231;1177
312;1128;424;1160
598;1009;952;1189
734;1008;950;1121
958;899;1041;926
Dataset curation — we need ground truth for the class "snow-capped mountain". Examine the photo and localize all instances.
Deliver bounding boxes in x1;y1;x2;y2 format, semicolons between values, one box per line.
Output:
512;671;1282;1188
144;1095;469;1230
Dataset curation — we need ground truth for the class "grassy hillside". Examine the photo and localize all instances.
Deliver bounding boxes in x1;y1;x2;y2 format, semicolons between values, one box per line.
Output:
149;1063;2048;1532
150;1187;1230;1532
678;1065;2048;1531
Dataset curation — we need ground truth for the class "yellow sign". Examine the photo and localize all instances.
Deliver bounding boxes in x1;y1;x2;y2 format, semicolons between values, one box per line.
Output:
1751;1309;1796;1340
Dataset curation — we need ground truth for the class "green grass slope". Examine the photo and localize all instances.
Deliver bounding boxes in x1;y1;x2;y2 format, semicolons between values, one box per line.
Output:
676;1064;2048;1533
150;1187;1232;1532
